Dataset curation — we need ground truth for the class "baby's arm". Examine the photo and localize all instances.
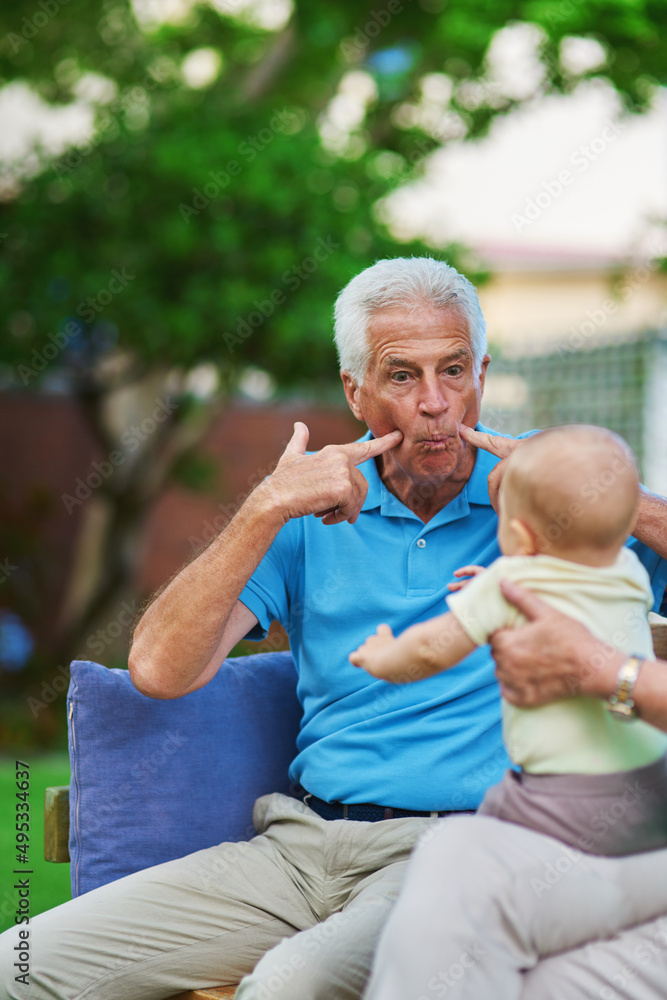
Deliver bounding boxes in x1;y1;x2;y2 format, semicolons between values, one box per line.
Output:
350;611;477;683
447;564;486;593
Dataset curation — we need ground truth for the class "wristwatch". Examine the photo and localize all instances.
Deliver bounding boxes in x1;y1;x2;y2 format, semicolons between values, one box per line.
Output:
605;656;645;720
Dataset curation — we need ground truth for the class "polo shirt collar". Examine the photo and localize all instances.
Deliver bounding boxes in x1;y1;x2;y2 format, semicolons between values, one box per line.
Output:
358;433;383;512
357;423;500;515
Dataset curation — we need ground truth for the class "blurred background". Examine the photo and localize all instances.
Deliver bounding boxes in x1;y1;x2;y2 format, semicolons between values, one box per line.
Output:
0;0;666;751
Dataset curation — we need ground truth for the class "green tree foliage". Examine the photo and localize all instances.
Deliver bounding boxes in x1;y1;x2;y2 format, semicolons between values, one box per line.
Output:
1;0;664;383
0;0;664;724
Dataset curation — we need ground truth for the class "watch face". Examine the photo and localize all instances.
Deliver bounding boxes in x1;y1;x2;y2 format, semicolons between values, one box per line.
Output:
606;697;636;720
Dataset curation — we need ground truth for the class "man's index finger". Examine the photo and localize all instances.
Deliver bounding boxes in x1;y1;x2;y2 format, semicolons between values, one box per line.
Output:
346;430;403;466
459;425;517;460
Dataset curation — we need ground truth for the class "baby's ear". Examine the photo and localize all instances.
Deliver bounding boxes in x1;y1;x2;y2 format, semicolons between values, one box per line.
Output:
509;518;539;556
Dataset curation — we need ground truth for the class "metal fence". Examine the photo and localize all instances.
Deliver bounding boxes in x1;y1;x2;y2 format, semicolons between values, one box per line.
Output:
481;329;667;494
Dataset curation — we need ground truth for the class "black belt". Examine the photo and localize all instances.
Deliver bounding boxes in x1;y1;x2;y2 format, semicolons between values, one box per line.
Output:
297;789;473;823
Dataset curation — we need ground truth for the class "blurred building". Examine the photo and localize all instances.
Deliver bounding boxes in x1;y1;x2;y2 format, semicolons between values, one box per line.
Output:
477;245;667;494
477;245;667;348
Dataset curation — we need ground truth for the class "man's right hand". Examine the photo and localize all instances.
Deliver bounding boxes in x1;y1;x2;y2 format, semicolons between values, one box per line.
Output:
129;422;401;697
260;422;403;526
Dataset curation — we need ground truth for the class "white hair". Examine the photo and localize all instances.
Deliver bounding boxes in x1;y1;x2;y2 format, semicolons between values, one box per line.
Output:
333;257;487;384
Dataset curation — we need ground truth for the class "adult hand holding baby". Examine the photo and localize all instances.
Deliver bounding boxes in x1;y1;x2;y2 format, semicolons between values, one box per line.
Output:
492;578;667;733
490;579;618;706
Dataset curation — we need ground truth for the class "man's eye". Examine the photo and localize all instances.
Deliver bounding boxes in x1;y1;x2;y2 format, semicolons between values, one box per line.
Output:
391;372;411;382
445;365;463;376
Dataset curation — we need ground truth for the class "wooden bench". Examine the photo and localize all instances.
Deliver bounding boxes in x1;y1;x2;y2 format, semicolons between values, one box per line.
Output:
45;620;667;999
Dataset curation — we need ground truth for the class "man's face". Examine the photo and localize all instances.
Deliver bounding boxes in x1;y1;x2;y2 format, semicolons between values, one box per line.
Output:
342;306;490;491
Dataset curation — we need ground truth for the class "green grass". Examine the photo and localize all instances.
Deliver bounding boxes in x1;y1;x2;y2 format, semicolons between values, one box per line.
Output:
0;754;72;933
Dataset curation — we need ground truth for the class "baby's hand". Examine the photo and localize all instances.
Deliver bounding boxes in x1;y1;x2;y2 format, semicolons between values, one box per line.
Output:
447;565;486;592
349;624;402;679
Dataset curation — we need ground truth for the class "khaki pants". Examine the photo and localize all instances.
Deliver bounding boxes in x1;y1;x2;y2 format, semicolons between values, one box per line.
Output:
0;793;436;1000
3;796;667;1000
365;815;667;1000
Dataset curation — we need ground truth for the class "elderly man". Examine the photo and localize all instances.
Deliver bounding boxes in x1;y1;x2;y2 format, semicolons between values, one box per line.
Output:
2;257;666;1000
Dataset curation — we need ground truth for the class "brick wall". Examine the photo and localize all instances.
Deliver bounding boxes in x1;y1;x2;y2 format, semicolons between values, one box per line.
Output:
0;392;360;646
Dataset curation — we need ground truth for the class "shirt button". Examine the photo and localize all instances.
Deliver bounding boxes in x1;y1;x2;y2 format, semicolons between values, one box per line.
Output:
416;539;426;548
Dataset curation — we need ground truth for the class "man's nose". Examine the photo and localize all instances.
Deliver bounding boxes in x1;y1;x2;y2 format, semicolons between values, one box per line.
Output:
418;376;448;416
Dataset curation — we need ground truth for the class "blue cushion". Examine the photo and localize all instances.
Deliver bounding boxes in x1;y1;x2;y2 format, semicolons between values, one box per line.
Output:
67;653;300;897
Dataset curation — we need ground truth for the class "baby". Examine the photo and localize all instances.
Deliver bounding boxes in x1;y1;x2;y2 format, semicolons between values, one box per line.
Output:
351;425;667;856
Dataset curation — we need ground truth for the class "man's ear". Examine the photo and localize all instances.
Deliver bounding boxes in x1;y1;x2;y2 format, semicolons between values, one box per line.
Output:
341;371;364;422
508;517;539;556
478;354;491;394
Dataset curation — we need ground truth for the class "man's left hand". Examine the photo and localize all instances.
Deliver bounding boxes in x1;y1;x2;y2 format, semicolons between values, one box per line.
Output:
491;579;620;705
459;426;523;511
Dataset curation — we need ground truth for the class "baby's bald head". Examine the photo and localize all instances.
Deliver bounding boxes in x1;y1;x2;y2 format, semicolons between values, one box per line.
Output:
501;425;639;558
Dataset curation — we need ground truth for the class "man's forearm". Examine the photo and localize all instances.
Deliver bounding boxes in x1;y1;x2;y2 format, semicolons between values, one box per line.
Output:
129;483;284;698
634;488;667;561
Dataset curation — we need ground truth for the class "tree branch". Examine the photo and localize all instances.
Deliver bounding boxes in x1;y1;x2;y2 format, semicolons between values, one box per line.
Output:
240;21;298;104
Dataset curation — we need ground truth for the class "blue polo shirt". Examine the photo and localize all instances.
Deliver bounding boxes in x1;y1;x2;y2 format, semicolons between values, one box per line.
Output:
239;425;667;810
